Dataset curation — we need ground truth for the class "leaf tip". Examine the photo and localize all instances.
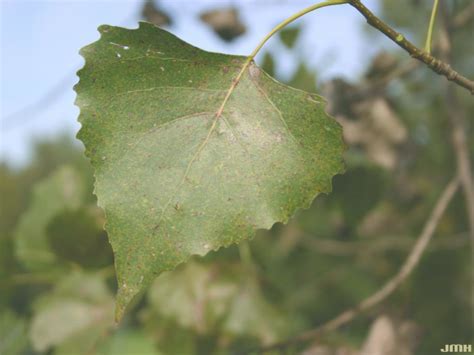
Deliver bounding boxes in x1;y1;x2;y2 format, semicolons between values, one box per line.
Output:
114;292;128;323
114;279;142;323
114;306;124;324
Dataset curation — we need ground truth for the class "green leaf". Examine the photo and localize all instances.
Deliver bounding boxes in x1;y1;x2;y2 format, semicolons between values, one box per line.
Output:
260;52;276;78
75;22;344;319
14;165;85;271
0;311;29;355
96;330;160;355
222;277;284;344
47;206;113;269
289;63;318;93
331;165;387;227
146;260;285;344
30;271;114;353
279;26;300;49
147;260;238;333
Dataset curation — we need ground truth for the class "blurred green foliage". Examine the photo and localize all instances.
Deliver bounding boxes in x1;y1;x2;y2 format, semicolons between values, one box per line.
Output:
279;26;300;49
1;1;473;353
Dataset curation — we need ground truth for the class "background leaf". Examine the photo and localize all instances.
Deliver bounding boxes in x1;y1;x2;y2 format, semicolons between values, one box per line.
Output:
146;260;284;343
30;271;114;353
0;310;29;355
279;26;300;49
96;330;160;355
14;166;85;271
199;7;246;42
147;260;238;333
47;206;112;269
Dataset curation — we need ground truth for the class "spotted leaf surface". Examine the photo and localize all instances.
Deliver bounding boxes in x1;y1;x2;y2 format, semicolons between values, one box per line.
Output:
75;22;344;319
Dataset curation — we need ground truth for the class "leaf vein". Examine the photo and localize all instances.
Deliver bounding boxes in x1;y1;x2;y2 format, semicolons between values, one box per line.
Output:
250;78;299;145
125;111;213;153
116;86;225;97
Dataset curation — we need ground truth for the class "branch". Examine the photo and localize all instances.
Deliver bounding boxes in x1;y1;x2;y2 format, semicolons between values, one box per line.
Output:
254;177;459;353
351;1;474;100
348;0;474;95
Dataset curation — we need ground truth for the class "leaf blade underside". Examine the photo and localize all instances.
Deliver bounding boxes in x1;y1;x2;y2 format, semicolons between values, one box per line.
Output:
75;22;344;319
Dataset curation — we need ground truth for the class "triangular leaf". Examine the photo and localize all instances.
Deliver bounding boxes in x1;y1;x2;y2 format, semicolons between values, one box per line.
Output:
75;22;344;319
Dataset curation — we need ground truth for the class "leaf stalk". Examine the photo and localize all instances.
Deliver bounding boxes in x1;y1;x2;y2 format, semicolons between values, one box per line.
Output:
247;0;348;62
424;0;440;53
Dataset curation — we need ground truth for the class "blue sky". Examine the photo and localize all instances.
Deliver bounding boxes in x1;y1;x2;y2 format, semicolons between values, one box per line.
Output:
1;0;383;166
